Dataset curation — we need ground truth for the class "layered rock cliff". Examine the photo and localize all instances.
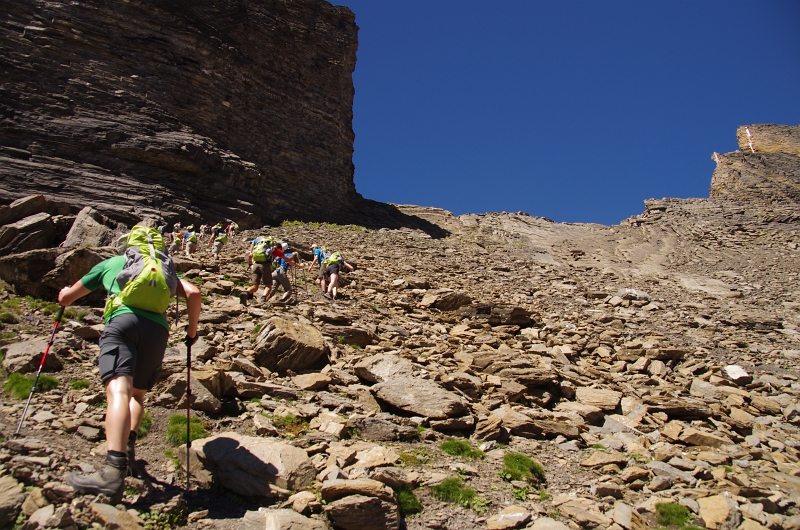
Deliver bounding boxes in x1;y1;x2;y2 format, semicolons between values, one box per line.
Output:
0;0;359;227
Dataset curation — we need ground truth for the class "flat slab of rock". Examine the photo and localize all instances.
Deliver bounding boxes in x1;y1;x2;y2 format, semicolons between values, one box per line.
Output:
321;478;396;503
354;354;414;384
486;505;532;529
240;508;327;530
372;376;469;419
2;339;64;373
90;502;144;529
575;387;622;411
188;432;315;496
293;373;332;391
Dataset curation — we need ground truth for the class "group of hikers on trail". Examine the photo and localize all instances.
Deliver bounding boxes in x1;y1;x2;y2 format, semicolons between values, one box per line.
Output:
160;221;237;259
22;218;355;502
239;237;352;304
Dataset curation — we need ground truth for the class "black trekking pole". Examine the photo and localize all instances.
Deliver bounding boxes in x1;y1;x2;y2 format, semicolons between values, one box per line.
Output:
185;331;192;493
15;305;65;437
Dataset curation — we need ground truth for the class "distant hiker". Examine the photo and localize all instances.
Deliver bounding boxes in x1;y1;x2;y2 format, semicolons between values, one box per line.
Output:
209;223;224;248
212;231;227;260
308;243;330;272
240;237;288;304
268;243;296;303
185;231;198;257
57;224;201;502
322;251;354;300
168;230;181;254
228;222;239;236
198;224;208;240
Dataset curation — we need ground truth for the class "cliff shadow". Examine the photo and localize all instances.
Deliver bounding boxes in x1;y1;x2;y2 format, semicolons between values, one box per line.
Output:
338;199;452;239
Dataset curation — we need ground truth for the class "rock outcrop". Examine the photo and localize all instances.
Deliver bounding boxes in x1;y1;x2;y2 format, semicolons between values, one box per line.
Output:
0;0;359;227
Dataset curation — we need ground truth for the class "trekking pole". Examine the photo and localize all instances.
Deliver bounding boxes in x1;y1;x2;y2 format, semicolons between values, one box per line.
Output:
15;305;65;437
185;331;192;493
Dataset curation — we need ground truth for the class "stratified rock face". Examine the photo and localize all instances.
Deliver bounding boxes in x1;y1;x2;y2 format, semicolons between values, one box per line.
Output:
710;124;800;205
0;0;359;227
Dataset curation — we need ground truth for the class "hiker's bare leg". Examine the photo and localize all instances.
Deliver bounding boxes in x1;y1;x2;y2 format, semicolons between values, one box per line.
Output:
130;388;146;432
105;375;134;452
327;272;339;294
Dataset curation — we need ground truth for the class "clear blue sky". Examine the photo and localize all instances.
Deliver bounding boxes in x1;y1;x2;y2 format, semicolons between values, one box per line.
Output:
332;0;800;225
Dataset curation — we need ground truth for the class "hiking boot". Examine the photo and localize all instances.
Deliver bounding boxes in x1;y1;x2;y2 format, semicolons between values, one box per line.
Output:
257;295;266;304
239;292;249;306
67;453;126;502
322;291;332;300
127;433;140;478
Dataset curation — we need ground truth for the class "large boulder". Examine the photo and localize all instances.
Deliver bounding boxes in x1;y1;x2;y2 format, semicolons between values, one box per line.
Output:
0;247;66;297
323;494;399;530
186;432;315;497
41;246;117;293
371;376;469;419
0;212;57;256
253;316;329;375
60;206;116;248
0;195;48;226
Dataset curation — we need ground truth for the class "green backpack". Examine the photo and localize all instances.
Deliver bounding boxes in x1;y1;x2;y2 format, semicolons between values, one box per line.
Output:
103;225;178;320
323;251;343;267
252;238;276;263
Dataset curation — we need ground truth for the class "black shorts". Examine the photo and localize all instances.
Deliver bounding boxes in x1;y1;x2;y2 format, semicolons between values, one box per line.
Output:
324;263;341;279
98;313;169;391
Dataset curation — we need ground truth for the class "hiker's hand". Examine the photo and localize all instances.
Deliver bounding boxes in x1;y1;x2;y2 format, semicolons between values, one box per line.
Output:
185;333;198;347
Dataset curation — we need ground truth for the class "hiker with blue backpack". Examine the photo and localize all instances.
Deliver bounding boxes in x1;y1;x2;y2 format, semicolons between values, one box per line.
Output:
57;223;201;502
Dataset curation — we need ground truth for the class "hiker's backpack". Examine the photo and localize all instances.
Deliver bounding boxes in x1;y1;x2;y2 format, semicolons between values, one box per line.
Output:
103;225;178;320
188;232;197;243
318;247;332;264
323;251;343;267
252;239;275;263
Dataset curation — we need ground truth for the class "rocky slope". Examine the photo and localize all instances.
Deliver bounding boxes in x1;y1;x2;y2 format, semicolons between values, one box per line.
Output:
0;0;359;227
0;125;799;530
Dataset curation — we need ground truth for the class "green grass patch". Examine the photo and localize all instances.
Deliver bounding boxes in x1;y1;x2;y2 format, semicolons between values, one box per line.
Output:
0;311;17;324
269;414;308;438
3;373;59;399
1;298;21;308
137;410;154;438
0;331;16;340
165;414;207;446
70;379;91;390
430;477;488;512
395;485;423;515
253;324;263;335
64;308;87;321
655;503;692;527
440;438;485;460
399;449;430;467
499;452;545;483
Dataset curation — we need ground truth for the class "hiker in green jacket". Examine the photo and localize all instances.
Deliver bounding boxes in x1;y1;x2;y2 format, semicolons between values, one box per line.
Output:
185;231;198;257
212;232;227;259
57;226;201;502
